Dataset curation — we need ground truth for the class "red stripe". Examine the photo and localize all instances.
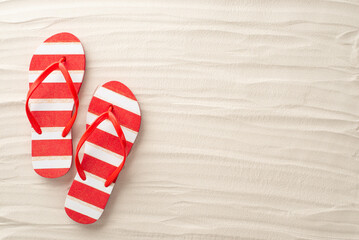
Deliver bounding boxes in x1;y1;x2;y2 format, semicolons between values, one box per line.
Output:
65;208;97;224
34;168;70;178
86;127;133;154
102;81;137;101
32;139;72;156
45;33;80;43
88;97;141;132
29;55;85;71
81;154;117;180
68;181;109;209
31;111;72;127
29;83;82;98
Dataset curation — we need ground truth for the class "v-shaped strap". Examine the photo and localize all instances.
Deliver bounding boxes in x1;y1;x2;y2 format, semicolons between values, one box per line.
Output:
25;57;79;137
75;105;127;187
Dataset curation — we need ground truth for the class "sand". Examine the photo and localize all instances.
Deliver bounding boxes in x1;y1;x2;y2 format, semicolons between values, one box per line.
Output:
0;0;358;239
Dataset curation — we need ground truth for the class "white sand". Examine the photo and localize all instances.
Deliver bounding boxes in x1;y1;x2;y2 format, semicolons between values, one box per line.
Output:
0;0;358;239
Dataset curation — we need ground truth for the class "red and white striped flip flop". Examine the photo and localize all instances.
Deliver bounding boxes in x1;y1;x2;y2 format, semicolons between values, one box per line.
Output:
64;81;141;224
26;32;85;178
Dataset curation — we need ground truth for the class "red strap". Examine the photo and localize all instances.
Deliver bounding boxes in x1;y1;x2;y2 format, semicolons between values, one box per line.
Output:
25;57;79;137
75;105;127;187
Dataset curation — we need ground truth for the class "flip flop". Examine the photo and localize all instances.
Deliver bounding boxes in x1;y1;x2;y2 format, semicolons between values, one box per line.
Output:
64;81;141;224
25;32;85;178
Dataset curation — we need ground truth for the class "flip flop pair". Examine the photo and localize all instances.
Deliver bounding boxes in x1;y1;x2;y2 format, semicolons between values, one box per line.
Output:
26;33;141;224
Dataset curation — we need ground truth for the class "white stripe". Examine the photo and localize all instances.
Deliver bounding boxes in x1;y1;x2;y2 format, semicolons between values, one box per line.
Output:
74;172;114;194
86;112;137;143
32;127;71;140
32;159;71;169
65;197;102;220
35;43;84;55
29;70;84;83
84;142;124;167
94;87;140;115
32;156;72;161
29;100;74;111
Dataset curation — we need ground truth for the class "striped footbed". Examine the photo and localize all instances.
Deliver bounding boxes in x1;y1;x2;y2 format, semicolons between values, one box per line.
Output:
65;81;141;224
29;32;85;178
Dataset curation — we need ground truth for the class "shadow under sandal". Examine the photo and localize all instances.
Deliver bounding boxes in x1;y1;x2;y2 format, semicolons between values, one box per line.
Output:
64;81;141;224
